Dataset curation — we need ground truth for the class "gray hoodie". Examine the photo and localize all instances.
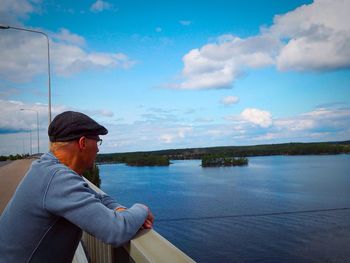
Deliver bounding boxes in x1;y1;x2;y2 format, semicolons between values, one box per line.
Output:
0;152;148;262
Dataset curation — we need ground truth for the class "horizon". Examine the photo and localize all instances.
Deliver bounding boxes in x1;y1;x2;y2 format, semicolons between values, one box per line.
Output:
2;138;349;156
97;139;350;155
1;0;350;155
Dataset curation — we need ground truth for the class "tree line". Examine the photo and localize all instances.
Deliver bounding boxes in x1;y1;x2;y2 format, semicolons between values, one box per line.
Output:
96;153;170;166
2;140;349;167
83;164;101;187
202;155;248;167
97;140;350;163
0;154;30;161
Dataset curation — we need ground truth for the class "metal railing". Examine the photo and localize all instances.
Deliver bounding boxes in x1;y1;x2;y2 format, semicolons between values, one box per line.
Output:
74;178;195;263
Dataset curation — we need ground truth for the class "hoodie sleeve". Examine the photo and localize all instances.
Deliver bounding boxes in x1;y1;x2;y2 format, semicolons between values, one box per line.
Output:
44;168;147;247
89;188;126;210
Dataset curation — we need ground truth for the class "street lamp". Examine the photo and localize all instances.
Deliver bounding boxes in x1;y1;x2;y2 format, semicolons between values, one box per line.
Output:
0;24;52;124
21;108;40;155
29;129;33;155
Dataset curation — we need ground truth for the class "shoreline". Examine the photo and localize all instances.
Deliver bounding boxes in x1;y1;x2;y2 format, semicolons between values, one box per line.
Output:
96;152;350;166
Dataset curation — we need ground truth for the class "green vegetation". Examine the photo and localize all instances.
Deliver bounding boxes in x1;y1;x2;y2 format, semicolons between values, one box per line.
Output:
0;154;30;161
202;155;248;167
96;153;170;166
97;140;350;164
123;154;170;166
83;164;101;187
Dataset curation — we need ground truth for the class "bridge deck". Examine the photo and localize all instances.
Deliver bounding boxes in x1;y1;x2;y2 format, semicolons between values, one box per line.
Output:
0;159;34;213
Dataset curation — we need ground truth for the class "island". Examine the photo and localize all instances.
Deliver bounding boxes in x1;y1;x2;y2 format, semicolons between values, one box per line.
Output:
201;155;248;167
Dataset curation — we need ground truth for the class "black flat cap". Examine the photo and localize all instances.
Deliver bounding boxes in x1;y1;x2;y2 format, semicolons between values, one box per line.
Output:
48;111;108;142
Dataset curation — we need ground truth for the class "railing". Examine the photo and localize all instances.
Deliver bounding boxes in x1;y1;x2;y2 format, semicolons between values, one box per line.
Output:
74;178;195;263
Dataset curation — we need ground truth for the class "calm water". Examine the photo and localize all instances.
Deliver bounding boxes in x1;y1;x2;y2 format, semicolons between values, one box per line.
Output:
99;155;350;262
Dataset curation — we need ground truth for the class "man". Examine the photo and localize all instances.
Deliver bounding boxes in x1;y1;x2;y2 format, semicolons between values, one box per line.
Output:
0;111;154;262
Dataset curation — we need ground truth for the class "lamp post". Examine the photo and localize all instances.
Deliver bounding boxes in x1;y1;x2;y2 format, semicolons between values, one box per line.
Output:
0;24;52;124
29;129;32;155
21;108;40;155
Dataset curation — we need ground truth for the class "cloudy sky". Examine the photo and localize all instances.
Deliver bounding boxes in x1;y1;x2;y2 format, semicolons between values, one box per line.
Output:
0;0;349;155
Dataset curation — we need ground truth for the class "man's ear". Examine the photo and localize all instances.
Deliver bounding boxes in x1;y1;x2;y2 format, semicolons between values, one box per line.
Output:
77;136;86;151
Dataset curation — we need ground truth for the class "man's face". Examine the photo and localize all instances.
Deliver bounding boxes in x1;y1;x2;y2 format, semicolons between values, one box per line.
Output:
83;136;100;170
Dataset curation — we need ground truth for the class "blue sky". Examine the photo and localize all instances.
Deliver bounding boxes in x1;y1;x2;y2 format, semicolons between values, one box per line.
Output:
0;0;349;155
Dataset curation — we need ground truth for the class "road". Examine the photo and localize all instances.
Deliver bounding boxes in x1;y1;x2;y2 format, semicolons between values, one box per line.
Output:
0;159;34;213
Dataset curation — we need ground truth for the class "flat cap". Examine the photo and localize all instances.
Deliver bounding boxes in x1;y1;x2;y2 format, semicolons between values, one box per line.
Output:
48;111;108;142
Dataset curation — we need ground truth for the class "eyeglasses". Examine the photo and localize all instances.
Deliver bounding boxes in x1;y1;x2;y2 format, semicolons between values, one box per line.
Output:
85;136;103;146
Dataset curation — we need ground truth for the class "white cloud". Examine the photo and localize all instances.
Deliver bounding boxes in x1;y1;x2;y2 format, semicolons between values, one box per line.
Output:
0;0;34;15
171;35;278;89
273;0;350;71
159;127;193;144
223;106;350;144
0;0;38;24
0;99;115;155
0;99;48;133
250;107;350;142
221;96;239;106
90;0;113;12
171;0;350;90
52;43;135;76
0;1;131;82
52;28;86;46
179;20;191;26
0;31;47;82
0;28;135;82
240;108;273;128
275;107;350;132
275;118;315;132
0;99;114;134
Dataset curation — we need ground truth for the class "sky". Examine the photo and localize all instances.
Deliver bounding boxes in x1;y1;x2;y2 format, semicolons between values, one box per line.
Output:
0;0;350;155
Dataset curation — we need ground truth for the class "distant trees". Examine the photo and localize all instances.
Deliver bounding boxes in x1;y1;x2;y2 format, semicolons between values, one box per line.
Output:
165;142;350;159
96;153;170;166
124;155;170;166
95;140;350;165
0;154;30;161
83;164;101;187
202;155;248;167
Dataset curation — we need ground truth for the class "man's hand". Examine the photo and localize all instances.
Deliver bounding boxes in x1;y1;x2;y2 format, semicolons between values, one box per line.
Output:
142;206;154;229
116;205;154;229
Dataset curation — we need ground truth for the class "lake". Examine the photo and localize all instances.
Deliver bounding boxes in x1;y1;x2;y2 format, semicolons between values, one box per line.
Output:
99;155;350;262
